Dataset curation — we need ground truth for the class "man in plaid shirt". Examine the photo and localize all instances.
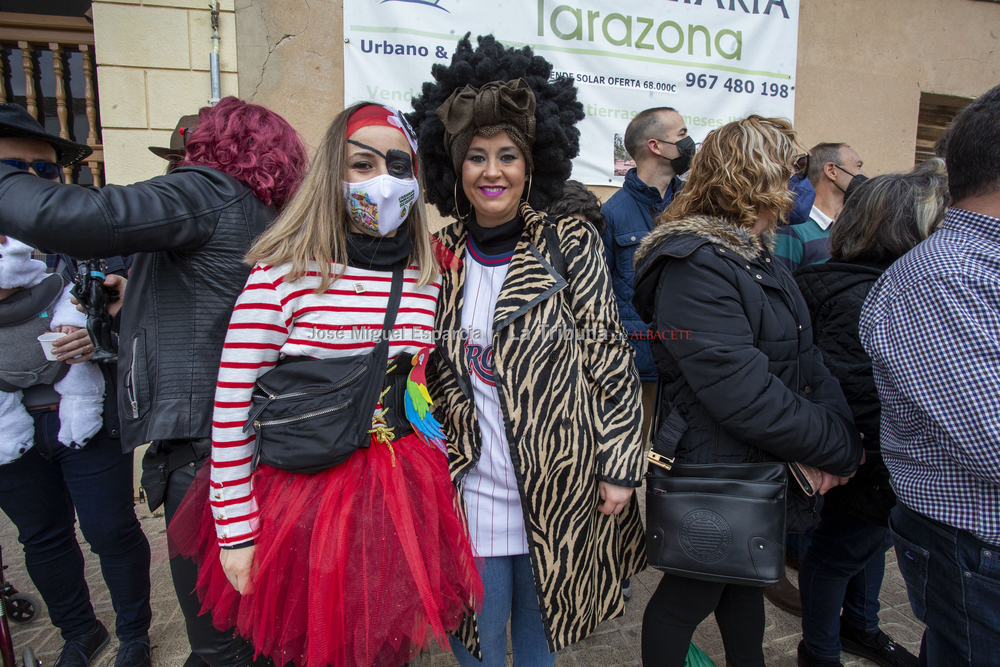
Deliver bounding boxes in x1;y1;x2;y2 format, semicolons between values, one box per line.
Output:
860;83;1000;667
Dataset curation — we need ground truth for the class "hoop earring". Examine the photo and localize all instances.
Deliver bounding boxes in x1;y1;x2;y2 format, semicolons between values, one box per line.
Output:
523;172;533;203
453;179;470;222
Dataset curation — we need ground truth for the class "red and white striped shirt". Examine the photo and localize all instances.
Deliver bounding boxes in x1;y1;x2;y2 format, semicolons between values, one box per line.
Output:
209;260;439;546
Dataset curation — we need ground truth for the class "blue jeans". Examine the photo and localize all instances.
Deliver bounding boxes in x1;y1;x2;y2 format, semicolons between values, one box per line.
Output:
890;503;1000;667
799;508;891;659
449;555;555;667
0;410;151;642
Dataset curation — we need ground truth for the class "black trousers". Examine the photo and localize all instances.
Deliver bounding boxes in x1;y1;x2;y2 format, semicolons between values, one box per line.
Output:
641;572;765;667
144;439;266;667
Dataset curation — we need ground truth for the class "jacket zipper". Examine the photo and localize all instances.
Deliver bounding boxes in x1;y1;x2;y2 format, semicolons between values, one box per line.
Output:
245;365;367;431
252;400;350;429
255;363;367;401
127;337;139;418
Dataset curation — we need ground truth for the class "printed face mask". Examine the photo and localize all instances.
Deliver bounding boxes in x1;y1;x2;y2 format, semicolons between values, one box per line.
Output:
344;139;419;236
343;173;419;236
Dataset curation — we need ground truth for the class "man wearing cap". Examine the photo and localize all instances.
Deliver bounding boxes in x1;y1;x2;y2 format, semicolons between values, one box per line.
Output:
0;103;152;667
0;99;307;667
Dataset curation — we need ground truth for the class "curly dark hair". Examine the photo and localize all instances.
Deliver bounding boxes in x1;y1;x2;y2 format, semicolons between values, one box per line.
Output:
546;180;606;235
407;34;584;217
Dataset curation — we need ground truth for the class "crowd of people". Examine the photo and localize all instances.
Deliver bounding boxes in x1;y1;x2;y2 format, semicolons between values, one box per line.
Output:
0;32;997;667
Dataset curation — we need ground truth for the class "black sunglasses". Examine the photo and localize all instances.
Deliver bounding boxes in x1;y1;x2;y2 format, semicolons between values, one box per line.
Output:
1;159;61;181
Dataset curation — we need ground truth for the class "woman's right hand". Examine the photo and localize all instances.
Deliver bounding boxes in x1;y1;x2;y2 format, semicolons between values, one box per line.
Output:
220;544;255;594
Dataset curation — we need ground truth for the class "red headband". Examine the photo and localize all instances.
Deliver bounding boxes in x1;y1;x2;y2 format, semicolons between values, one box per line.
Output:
347;105;395;138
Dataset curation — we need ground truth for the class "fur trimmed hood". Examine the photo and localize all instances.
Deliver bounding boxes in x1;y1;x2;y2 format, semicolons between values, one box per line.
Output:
635;214;775;266
631;214;778;327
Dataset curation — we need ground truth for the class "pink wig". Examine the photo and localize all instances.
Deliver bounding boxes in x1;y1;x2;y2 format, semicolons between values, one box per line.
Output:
178;97;308;210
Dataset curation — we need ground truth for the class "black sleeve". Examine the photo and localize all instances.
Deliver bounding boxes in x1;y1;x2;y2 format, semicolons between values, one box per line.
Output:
810;289;880;444
0;165;234;259
655;250;862;476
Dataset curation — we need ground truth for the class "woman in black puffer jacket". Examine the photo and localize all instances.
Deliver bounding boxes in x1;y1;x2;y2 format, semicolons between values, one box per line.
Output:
793;160;948;667
632;116;863;667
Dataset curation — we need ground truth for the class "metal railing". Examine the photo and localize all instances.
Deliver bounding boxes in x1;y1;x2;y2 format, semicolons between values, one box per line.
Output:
0;12;104;186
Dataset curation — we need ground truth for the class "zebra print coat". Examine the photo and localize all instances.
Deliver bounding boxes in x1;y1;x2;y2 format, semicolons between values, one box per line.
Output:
428;201;647;656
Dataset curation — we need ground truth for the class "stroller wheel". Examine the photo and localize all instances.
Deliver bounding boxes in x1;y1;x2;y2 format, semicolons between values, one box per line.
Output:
6;593;40;623
21;647;38;667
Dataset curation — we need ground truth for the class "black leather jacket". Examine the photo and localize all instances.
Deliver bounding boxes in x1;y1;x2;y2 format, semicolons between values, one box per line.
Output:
0;165;276;451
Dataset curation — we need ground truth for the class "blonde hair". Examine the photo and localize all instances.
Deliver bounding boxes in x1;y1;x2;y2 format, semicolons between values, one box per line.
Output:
661;115;798;230
247;102;438;291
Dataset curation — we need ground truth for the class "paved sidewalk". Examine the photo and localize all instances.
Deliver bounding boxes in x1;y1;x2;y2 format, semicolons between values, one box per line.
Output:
1;502;923;667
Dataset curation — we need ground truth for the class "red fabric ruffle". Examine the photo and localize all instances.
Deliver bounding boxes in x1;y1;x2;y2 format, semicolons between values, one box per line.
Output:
168;434;482;667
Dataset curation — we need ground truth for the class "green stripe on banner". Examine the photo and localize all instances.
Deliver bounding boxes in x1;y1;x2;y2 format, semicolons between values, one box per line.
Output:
349;25;792;79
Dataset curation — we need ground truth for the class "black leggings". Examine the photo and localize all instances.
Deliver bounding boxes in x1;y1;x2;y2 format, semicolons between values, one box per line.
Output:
149;439;267;667
641;572;765;667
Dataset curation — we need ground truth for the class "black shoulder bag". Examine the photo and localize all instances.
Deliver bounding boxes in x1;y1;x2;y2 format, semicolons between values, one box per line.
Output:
243;267;404;474
645;398;788;586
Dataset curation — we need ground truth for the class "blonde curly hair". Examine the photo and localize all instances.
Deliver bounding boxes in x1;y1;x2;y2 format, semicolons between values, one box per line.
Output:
660;115;798;231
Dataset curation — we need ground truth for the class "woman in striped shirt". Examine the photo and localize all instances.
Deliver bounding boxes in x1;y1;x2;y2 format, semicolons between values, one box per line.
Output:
168;103;482;667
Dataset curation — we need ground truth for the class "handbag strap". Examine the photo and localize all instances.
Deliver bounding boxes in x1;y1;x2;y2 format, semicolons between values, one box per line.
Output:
371;266;405;366
380;266;405;337
541;221;567;280
647;376;688;471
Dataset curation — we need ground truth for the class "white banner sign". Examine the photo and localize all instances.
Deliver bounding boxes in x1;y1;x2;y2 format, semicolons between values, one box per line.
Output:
344;0;799;187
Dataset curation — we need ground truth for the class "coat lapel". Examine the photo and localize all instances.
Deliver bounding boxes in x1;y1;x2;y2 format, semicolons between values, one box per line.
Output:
492;205;567;335
436;223;474;398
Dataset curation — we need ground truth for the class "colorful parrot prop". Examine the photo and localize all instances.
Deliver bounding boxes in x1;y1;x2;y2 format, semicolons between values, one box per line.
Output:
404;349;447;454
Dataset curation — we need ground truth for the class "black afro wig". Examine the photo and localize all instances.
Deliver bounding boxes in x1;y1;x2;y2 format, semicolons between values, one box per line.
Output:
407;34;585;218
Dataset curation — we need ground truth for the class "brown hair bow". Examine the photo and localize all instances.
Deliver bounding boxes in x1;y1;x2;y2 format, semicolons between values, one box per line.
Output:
436;78;537;175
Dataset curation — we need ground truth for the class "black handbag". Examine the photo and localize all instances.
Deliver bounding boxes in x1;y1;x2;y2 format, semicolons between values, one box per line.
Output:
644;407;788;586
242;268;404;474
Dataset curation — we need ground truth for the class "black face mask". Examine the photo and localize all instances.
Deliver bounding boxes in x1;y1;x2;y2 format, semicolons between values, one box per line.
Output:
835;165;868;201
659;136;697;176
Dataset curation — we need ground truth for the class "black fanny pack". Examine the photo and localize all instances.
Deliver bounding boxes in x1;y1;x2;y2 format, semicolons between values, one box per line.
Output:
243;268;403;474
644;400;788;586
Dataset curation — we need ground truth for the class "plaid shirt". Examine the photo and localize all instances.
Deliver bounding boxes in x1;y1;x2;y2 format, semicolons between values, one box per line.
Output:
860;207;1000;546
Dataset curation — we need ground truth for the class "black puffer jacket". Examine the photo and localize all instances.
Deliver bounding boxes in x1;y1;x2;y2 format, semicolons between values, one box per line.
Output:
632;215;862;527
0;165;275;451
795;259;896;526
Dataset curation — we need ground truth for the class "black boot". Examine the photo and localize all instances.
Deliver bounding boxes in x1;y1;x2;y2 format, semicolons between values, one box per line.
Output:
54;621;111;667
839;620;918;667
114;636;151;667
797;640;843;667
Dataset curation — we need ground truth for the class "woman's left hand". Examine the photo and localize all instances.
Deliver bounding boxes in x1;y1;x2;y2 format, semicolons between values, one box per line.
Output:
52;326;95;364
597;482;633;516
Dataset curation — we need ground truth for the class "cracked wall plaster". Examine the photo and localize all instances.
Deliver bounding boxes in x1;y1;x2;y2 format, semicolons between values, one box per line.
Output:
236;0;343;151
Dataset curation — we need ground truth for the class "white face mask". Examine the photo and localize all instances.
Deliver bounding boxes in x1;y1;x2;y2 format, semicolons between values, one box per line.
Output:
343;174;419;236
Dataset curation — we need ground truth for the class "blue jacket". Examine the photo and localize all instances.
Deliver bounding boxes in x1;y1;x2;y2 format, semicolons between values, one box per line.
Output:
600;169;680;381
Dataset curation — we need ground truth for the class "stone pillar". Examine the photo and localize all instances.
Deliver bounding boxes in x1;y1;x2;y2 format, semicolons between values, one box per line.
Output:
236;0;344;152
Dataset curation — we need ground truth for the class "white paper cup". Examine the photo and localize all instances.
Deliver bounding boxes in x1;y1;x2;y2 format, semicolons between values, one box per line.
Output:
37;332;68;361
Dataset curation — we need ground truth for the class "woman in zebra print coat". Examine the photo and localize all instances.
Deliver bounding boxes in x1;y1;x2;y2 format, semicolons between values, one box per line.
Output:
409;36;647;667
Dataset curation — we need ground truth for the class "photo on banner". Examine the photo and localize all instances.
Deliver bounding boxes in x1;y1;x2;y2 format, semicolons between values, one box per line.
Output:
344;0;799;187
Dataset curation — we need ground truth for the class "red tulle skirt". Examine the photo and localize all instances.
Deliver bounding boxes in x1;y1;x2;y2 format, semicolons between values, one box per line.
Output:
167;434;483;667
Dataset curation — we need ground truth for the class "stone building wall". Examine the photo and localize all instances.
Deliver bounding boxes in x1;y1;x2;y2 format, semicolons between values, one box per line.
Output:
92;0;239;185
91;0;999;198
